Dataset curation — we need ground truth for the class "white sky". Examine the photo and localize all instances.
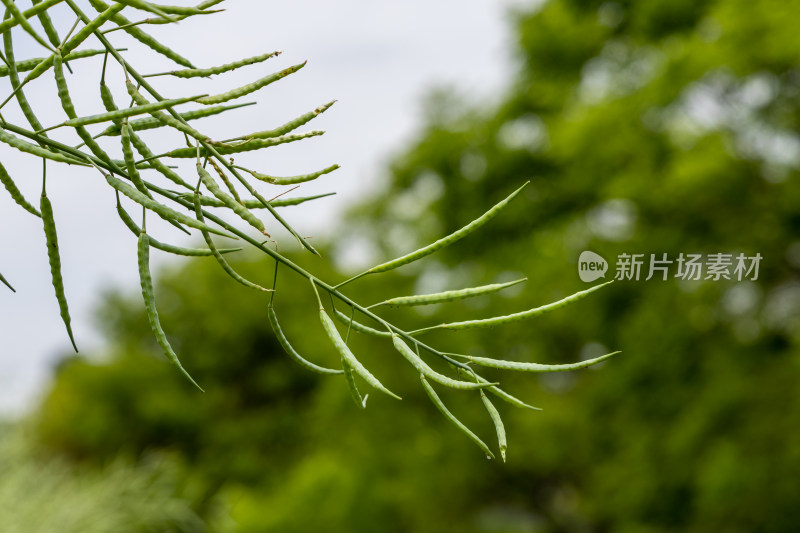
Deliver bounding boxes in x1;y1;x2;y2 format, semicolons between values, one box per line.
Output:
0;0;523;415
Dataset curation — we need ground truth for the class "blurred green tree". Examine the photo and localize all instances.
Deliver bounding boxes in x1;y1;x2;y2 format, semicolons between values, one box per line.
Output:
30;0;800;531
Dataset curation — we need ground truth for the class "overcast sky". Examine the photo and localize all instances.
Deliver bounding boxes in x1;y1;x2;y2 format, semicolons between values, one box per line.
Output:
0;0;527;415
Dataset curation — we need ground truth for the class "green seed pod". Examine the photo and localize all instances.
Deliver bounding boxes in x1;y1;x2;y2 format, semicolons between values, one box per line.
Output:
419;375;495;459
106;174;231;236
191;192;335;209
197;162;266;234
126;0;224;24
268;305;343;375
368;182;528;275
22;4;126;84
125;80;208;143
480;390;507;462
30;0;62;48
161;131;323;158
127;130;192;189
58;94;204;129
320;308;400;399
0;0;54;52
144;1;217;15
342;358;368;408
332;308;392;338
375;278;527;308
0;129;88;165
116;199;238;256
138;231;203;391
452;366;542;411
114;0;177;21
197;62;306;105
0;271;15;292
99;80;119;116
40;188;77;352
192;192;270;291
2;19;47;136
465;350;621;373
52;50;117;167
206;158;241;203
0;0;64;34
416;281;614;332
228;100;335;141
151;51;282;78
0;49;115;78
241;164;339;186
121;121;151;197
0;161;40;217
87;0;195;67
96;102;255;137
392;335;493;390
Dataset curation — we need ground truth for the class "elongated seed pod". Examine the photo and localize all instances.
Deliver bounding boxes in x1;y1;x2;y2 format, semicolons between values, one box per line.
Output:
140;1;217;15
87;0;195;67
197;162;265;234
480;390;507;462
115;0;176;21
138;231;203;391
0;161;40;217
192;193;269;291
0;49;116;77
57;95;204;129
197;62;306;105
0;0;54;51
466;350;621;373
153;51;281;78
191;192;335;209
40;189;77;352
0;0;64;34
228;100;335;141
116;200;238;256
268;305;343;375
121;121;151;197
241;164;339;186
0;129;88;165
453;366;542;411
125;80;208;143
367;182;528;275
96;102;255;137
99;80;119;116
127;130;192;189
416;281;614;332
106;174;230;236
162;131;324;158
22;4;126;84
342;358;367;408
207;158;241;203
320;309;400;399
333;308;392;338
392;335;493;390
3;19;48;136
52;50;117;167
120;0;222;26
376;278;527;308
420;375;494;459
0;271;14;291
30;0;61;48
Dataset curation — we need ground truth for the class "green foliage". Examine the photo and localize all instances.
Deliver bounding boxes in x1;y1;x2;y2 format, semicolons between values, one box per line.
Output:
0;425;206;532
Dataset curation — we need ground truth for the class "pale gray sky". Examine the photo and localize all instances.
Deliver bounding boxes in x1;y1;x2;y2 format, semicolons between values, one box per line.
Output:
0;0;524;415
